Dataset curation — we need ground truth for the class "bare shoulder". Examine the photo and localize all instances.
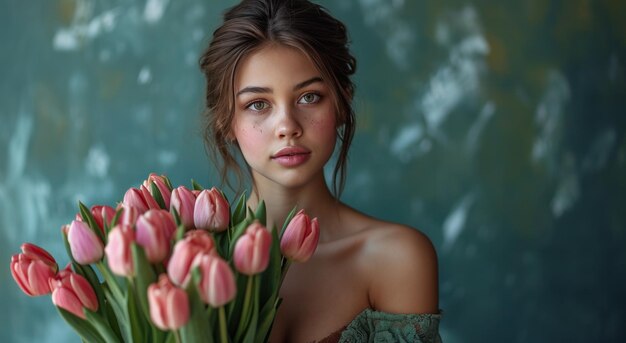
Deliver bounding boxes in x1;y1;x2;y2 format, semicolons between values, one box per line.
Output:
360;219;439;314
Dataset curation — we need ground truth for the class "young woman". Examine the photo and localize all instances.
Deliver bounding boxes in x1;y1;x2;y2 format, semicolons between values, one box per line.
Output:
199;0;442;342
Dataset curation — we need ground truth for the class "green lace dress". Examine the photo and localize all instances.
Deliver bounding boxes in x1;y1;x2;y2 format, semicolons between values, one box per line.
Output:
317;309;442;343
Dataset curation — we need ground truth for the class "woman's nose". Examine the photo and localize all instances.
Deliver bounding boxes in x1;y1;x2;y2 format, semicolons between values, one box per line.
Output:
276;106;303;139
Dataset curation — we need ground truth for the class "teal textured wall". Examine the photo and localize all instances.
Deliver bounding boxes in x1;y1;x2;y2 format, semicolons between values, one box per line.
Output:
2;0;625;342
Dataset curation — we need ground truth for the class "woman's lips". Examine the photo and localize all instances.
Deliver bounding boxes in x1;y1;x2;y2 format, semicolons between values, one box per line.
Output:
271;146;311;167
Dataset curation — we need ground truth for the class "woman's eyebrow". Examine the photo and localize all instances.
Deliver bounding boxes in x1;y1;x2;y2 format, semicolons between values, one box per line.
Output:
236;76;324;98
293;76;323;91
236;86;271;97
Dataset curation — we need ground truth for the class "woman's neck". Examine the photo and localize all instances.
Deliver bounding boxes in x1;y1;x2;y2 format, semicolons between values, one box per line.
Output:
246;174;339;232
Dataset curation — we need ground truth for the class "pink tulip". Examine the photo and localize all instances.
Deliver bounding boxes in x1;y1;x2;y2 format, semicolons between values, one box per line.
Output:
136;209;176;263
143;173;172;210
170;186;197;229
167;230;216;287
10;243;58;296
90;205;116;234
195;254;236;307
49;266;98;319
194;188;230;232
105;224;135;276
123;186;160;214
68;220;104;265
233;222;272;275
148;274;189;331
118;204;140;227
280;210;320;262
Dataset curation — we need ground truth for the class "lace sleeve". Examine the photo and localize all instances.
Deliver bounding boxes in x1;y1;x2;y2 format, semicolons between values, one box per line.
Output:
338;309;442;343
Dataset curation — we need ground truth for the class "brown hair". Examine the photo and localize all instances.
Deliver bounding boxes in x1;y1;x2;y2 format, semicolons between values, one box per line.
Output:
199;0;356;197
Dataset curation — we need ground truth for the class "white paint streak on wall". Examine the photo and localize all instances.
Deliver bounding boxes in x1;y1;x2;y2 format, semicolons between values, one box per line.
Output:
531;71;570;166
423;6;488;134
391;124;424;160
144;0;170;24
466;102;495;154
551;154;580;217
1;114;51;243
442;194;475;253
85;144;110;178
53;0;120;51
391;6;489;160
357;0;412;68
138;66;152;84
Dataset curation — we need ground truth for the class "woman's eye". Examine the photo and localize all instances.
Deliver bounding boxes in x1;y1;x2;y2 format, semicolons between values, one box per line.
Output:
247;101;268;111
299;93;320;104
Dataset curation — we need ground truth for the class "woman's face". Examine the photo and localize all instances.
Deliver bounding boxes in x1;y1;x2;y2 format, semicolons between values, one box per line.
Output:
231;44;337;191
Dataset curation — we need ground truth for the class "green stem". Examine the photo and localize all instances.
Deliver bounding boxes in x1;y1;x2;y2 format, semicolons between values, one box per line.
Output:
240;276;253;323
96;262;124;302
174;330;182;343
219;306;228;343
279;259;292;286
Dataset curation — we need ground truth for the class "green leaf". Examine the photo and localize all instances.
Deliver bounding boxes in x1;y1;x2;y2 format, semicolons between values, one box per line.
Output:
228;217;253;257
227;272;249;332
56;307;106;343
232;192;247;225
110;207;123;228
255;299;277;343
85;310;123;343
164;332;176;343
170;207;182;227
259;225;282;303
79;201;107;244
130;243;158;322
254;201;266;227
104;285;132;343
174;224;185;242
103;297;123;342
127;281;147;343
214;231;230;259
150;181;167;210
180;269;213;343
191;179;204;191
162;174;174;190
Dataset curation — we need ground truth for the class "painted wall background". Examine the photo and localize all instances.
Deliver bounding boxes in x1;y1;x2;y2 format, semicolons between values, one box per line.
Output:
2;0;625;342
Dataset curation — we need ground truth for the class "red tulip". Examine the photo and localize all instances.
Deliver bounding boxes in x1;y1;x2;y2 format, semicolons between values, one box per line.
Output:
118;204;139;227
49;266;98;319
136;209;176;263
280;210;319;262
195;254;236;307
105;224;135;276
233;222;272;275
91;205;116;234
167;230;216;287
148;274;189;331
194;188;229;232
143;173;172;210
123;186;160;214
10;243;58;296
67;220;104;264
170;186;196;229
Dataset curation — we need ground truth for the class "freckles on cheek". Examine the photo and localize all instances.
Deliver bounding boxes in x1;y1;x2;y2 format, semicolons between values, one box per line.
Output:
310;117;337;138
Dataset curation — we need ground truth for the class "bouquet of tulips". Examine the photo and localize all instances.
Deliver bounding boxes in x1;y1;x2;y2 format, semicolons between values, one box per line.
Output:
9;173;319;343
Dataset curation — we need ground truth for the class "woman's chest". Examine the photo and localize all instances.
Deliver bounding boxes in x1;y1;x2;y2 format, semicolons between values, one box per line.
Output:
270;246;371;342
